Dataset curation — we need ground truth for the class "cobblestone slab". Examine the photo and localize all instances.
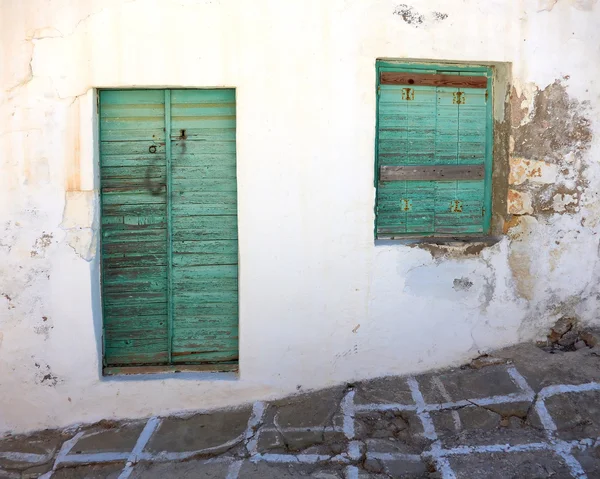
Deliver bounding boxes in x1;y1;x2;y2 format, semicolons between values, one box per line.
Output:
2;341;600;478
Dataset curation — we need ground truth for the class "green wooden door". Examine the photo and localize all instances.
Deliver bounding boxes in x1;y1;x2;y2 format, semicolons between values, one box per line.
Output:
99;89;238;370
375;64;492;238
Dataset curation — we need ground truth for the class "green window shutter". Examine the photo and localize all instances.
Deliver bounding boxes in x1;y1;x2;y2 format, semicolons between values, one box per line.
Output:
100;89;238;370
375;65;492;239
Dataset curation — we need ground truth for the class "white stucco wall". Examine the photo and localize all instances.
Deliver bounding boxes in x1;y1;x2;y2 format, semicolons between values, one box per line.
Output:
1;0;599;434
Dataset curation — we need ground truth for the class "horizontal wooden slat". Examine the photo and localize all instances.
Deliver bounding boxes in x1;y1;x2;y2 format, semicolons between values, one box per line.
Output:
380;72;487;88
172;215;238;239
172;289;237;302
173;327;238;342
174;302;238;315
103;363;238;375
171;350;238;364
172;341;238;356
104;327;168;341
101;142;166;156
104;350;168;366
104;301;167;317
172;315;238;327
380;165;485;181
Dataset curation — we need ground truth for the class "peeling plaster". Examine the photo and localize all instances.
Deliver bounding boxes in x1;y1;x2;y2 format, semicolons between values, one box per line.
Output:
537;0;559;11
537;0;598;11
64;228;97;262
60;191;98;261
509;80;593;217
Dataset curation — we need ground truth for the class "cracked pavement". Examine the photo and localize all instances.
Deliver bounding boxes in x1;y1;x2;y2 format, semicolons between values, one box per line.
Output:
2;340;600;478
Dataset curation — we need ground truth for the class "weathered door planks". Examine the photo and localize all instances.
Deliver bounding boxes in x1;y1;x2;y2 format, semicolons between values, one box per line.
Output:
169;89;239;365
100;89;239;370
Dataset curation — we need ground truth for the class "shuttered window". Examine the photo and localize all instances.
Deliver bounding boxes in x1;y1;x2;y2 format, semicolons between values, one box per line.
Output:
375;62;493;239
100;89;238;373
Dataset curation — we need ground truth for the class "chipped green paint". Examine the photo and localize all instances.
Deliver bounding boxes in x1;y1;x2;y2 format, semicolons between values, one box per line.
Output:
375;61;493;239
100;89;238;369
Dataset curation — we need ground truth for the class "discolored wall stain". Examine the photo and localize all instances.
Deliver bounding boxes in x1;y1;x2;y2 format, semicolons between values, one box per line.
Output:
393;4;448;26
507;216;538;300
30;232;53;258
453;277;474;291
393;4;424;25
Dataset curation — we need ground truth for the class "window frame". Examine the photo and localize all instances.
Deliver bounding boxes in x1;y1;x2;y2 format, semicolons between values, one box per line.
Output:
374;60;495;240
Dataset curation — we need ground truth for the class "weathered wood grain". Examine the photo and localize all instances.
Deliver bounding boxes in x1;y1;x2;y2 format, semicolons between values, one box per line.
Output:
380;72;487;88
380;165;485;181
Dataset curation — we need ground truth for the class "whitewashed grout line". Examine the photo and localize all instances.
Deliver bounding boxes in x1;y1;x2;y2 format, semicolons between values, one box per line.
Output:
406;378;436;441
444;393;531;408
540;382;600;399
38;430;86;479
535;399;558;434
426;442;457;479
341;389;355;440
407;377;457;479
424;393;533;412
439;442;551;456
347;441;362;461
568;438;597;450
555;444;588;479
507;366;536;397
139;436;247;462
431;376;462;432
205;456;238;464
226;459;243;479
507;367;588;479
251;453;331;463
118;417;161;479
355;393;533;413
345;465;359;479
59;452;130;464
260;426;340;433
355;403;416;412
0;451;50;462
367;452;422;462
245;401;265;456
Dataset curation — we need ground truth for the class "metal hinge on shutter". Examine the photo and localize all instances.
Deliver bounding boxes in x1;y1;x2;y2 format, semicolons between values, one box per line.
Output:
452;92;465;104
402;88;414;101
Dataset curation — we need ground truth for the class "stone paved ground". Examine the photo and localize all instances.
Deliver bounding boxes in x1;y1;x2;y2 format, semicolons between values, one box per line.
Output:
2;340;600;479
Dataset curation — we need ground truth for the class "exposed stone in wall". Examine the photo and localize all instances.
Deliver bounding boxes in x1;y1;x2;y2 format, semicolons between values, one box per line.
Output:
509;80;592;217
507;190;533;215
509;158;558;186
